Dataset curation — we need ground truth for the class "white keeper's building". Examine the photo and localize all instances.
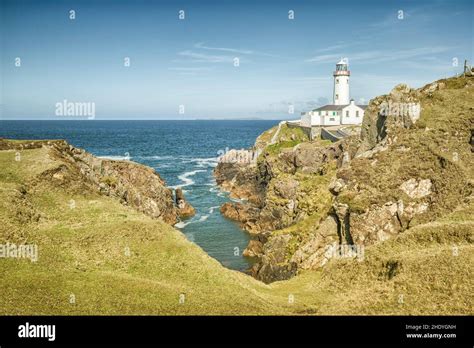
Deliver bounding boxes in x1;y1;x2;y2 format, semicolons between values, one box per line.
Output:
301;60;367;127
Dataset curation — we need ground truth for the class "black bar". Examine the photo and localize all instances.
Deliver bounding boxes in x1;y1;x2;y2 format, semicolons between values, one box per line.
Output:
0;316;471;346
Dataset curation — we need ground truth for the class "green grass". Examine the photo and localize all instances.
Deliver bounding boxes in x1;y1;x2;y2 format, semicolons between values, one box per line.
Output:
266;140;301;155
259;123;310;156
277;124;309;142
0;182;280;315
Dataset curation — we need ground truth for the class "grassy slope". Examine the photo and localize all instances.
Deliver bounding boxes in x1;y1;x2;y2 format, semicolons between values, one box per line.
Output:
0;147;283;315
1;143;471;315
265;124;310;155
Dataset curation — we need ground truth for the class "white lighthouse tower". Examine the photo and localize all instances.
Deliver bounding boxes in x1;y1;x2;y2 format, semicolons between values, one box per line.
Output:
299;59;367;128
333;59;350;105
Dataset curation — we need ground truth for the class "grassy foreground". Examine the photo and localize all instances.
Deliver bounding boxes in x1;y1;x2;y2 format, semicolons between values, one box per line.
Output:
0;141;472;315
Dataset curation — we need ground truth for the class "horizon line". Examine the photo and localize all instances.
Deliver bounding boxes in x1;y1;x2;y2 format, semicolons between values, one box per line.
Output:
0;118;289;121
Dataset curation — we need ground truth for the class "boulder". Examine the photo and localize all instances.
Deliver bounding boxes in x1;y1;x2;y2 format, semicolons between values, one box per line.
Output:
251;234;297;283
399;178;432;199
291;215;339;269
329;178;346;195
175;188;195;218
243;239;263;257
359;83;421;153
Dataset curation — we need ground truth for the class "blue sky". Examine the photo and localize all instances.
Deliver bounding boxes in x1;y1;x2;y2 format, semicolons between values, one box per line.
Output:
1;0;473;119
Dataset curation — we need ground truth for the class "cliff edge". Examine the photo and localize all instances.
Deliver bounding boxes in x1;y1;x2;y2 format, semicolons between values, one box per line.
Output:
215;75;474;283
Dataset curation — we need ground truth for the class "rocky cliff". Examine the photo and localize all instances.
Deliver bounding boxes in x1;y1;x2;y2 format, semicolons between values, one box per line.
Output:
215;75;474;283
0;138;190;224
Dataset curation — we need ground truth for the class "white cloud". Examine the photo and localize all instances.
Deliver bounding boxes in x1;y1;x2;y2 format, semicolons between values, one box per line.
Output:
316;43;349;53
174;43;277;65
194;42;278;57
194;42;254;55
168;67;212;71
305;46;455;64
177;50;236;63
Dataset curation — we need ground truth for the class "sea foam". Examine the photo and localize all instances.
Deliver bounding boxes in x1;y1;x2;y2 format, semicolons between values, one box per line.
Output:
170;169;207;189
97;155;131;160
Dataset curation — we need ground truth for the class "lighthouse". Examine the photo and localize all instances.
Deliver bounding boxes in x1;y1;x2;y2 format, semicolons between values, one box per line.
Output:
333;59;350;105
300;59;367;128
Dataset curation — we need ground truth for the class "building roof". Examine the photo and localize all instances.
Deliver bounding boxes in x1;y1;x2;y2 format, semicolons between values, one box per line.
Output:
312;104;368;112
313;104;347;111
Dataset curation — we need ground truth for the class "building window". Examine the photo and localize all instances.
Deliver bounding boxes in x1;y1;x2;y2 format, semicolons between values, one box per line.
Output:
336;79;339;84
326;111;329;116
335;94;339;100
346;111;349;117
330;118;335;121
356;111;359;117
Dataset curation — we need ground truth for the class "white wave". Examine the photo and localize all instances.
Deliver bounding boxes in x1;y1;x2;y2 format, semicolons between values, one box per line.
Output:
175;221;191;228
206;177;217;186
201;161;218;168
209;206;220;214
198;215;209;222
182;157;218;168
98;155;131;161
175;214;209;228
230;197;246;203
170;169;207;189
155;164;171;169
190;157;218;163
138;155;175;160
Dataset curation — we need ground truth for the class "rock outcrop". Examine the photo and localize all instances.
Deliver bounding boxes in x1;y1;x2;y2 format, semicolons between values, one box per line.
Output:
175;188;195;218
3;139;187;225
215;75;474;283
333;76;473;247
359;83;421;154
214;162;262;205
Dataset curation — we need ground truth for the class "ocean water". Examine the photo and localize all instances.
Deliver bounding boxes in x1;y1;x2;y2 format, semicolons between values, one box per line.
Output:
0;120;277;271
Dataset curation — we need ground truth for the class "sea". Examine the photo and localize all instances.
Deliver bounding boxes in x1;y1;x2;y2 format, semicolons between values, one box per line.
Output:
0;120;278;271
